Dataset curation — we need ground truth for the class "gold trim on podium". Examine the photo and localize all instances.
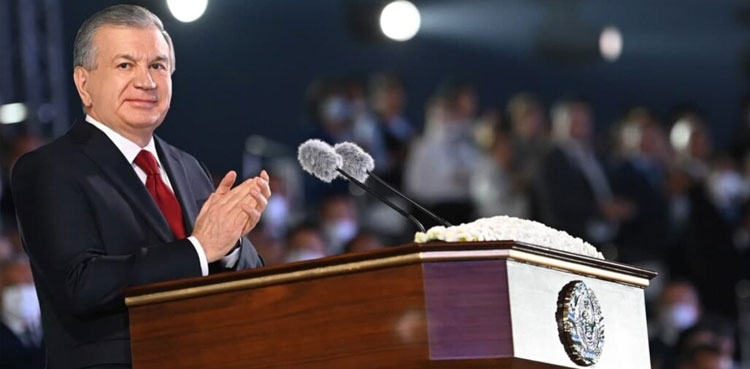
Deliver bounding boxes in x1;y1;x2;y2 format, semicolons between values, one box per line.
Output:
125;248;650;307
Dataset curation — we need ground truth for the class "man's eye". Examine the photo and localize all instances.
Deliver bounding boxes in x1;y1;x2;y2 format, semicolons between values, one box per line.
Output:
151;64;166;70
117;63;131;69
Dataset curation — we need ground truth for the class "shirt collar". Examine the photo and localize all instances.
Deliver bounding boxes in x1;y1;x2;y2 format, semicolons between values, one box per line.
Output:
85;115;162;167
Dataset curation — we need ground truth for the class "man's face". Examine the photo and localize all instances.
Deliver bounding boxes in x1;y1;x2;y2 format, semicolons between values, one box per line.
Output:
74;26;172;140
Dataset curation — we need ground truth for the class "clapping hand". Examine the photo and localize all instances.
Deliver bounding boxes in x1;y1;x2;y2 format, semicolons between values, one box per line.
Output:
192;170;272;263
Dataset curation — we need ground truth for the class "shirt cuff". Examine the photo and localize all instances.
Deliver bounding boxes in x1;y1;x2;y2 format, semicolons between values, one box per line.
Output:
187;236;209;276
220;241;242;269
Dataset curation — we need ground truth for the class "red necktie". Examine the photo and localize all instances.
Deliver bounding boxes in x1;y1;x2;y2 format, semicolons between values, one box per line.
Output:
134;150;186;239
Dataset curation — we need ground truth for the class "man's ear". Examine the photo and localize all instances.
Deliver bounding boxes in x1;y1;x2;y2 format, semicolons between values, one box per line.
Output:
73;66;92;109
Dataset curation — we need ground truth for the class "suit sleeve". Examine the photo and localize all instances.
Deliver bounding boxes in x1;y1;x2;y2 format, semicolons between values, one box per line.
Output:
11;153;203;317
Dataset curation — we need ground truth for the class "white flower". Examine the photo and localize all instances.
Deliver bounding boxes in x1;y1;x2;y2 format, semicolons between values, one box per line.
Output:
413;215;604;259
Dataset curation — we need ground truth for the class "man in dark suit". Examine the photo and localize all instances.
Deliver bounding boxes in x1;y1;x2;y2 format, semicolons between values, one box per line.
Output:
11;5;270;368
536;98;633;245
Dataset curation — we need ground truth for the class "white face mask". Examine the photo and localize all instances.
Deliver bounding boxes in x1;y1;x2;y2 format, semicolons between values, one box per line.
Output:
708;170;748;205
264;196;289;233
663;303;699;331
1;283;41;330
323;219;358;254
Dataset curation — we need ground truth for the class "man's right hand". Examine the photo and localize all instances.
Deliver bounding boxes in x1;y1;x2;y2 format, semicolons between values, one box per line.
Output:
192;171;261;263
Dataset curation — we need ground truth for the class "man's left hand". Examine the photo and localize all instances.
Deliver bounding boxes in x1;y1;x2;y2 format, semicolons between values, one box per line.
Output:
239;170;271;237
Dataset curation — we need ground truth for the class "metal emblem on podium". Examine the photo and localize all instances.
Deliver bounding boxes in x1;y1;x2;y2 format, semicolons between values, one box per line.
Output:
556;280;605;366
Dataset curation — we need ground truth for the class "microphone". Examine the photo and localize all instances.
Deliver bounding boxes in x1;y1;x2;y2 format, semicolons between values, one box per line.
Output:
334;142;453;228
297;139;426;232
297;139;342;183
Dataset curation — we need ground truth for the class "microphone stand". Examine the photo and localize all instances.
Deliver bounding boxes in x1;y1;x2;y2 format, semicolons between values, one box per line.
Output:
336;168;426;232
367;171;453;227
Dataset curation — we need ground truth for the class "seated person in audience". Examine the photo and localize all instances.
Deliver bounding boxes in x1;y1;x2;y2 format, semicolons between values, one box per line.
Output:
285;223;327;262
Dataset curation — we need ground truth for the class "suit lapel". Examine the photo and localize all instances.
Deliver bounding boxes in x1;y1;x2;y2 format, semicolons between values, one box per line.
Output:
155;138;199;235
69;121;174;243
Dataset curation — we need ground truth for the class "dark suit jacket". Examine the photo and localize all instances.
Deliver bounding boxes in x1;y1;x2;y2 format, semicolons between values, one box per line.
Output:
11;121;263;369
535;145;602;241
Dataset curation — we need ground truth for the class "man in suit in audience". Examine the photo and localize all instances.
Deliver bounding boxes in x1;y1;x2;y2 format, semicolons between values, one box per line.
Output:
536;98;633;245
11;5;270;368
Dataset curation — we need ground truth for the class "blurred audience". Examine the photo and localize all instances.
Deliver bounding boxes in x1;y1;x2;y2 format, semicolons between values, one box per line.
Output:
363;73;414;189
667;317;738;369
404;79;480;225
651;280;703;368
284;223;328;263
536;97;634;245
505;93;550;220
0;258;44;369
4;70;750;366
343;231;385;254
319;195;359;255
470;125;530;218
609;108;671;263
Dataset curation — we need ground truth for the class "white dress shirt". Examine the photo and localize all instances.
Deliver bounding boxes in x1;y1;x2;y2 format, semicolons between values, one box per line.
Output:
85;115;239;276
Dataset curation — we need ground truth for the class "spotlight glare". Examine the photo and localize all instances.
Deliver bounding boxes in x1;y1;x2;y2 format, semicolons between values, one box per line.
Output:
599;26;623;62
380;1;421;42
0;103;27;124
166;0;208;23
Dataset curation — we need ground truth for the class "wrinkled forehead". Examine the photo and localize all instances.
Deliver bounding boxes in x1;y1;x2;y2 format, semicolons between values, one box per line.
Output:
92;25;171;60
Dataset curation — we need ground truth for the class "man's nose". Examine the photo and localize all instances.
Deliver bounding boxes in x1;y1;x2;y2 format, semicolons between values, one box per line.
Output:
133;66;157;89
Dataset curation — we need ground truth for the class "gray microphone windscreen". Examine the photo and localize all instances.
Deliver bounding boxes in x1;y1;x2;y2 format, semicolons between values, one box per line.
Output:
298;139;342;183
334;142;375;183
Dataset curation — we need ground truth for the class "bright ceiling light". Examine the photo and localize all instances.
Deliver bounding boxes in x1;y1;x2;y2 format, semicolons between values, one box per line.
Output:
0;103;27;124
380;1;421;42
166;0;208;23
599;26;623;62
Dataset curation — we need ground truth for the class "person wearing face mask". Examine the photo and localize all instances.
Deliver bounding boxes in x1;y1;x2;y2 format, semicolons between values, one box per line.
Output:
403;80;480;225
284;223;328;263
0;258;44;369
318;195;359;255
650;280;702;369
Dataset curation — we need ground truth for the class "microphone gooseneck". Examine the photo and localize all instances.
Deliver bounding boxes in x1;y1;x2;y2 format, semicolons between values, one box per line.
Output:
335;168;426;232
366;171;453;228
334;141;453;228
297;139;426;232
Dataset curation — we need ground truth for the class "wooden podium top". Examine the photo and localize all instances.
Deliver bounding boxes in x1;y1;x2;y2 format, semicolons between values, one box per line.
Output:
124;241;656;307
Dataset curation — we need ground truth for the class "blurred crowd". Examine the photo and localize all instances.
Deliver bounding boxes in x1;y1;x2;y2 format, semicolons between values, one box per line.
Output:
1;72;749;368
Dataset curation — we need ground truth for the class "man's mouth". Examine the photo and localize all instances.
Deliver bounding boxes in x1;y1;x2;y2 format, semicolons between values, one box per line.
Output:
125;99;158;108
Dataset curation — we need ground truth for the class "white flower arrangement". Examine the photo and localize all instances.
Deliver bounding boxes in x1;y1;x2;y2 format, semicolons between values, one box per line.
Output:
414;215;604;259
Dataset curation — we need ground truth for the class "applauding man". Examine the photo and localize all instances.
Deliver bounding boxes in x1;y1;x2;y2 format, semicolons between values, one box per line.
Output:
11;5;269;368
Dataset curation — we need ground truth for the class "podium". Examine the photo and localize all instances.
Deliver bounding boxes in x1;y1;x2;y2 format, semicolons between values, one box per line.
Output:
124;241;656;369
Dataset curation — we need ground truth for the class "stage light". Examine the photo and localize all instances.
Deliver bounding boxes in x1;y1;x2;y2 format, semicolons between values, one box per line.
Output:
0;103;27;124
166;0;208;23
380;1;421;41
599;26;622;62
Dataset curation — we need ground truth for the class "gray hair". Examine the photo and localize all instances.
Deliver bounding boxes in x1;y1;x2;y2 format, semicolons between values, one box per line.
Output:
73;5;176;73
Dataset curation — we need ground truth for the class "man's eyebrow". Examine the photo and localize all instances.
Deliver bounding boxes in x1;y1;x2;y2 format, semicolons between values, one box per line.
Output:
111;54;169;64
151;55;169;64
113;53;138;63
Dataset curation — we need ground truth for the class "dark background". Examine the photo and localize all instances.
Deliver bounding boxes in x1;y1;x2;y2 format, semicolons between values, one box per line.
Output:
58;0;749;175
